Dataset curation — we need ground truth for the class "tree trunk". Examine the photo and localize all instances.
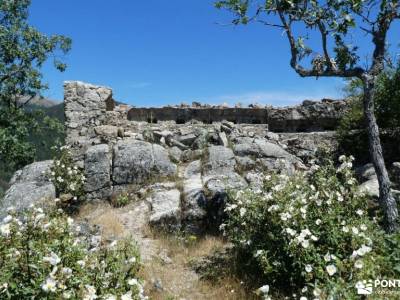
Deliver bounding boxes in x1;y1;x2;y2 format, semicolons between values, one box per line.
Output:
362;76;398;233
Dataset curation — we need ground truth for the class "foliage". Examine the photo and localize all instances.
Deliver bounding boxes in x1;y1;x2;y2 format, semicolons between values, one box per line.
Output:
337;65;400;163
221;156;398;299
111;193;130;208
0;205;146;299
48;146;85;204
215;0;399;78
0;0;70;180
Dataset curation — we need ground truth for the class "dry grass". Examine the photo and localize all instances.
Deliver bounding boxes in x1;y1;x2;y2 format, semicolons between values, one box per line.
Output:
139;234;254;300
76;202;126;239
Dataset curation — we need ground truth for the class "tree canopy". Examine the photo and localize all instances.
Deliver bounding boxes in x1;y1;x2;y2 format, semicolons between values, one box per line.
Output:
215;0;399;78
0;0;71;178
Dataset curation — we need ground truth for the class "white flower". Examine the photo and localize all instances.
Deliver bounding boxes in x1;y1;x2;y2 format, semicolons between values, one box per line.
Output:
326;264;337;276
313;288;321;296
67;217;74;226
0;224;11;237
360;224;367;231
128;257;137;263
121;292;132;300
324;253;332;262
104;295;117;300
83;285;97;300
352;227;359;235
258;285;269;294
35;213;45;222
2;215;13;224
305;264;312;273
62;267;73;277
41;277;57;292
128;278;139;286
311;235;318;241
356;244;372;256
268;205;279;212
301;240;310;248
254;250;263;257
315;219;321;225
342;226;349;233
301;286;308;293
239;207;247;217
280;212;292;221
57;176;64;183
339;155;346;162
300;297;307;300
63;291;72;299
77;260;86;267
300;206;307;214
43;252;61;266
356;209;364;216
285;228;296;236
354;260;363;269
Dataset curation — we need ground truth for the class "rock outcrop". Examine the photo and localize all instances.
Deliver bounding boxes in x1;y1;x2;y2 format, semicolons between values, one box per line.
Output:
1;161;55;216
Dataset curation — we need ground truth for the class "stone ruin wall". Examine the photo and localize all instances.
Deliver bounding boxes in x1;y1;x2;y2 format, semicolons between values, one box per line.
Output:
64;81;346;230
65;81;348;164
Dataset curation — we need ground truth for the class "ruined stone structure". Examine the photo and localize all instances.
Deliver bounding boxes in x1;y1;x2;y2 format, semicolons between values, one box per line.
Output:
0;81;347;232
128;99;347;132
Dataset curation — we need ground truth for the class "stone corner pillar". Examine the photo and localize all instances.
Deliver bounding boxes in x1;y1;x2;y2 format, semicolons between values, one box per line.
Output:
64;81;114;164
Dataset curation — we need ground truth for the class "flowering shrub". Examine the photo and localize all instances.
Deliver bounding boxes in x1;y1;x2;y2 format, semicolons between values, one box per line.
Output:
0;205;146;300
48;146;85;201
222;156;393;299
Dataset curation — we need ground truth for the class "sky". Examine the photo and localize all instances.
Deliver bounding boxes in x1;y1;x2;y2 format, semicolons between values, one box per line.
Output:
29;0;400;107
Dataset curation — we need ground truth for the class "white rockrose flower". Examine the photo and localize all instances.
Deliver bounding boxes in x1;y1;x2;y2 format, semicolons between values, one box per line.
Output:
356;209;364;216
41;277;57;292
121;292;133;300
83;285;97;300
128;278;139;286
326;264;337;276
2;215;13;224
342;226;349;233
67;217;74;226
313;287;321;296
77;260;86;267
257;284;269;294
239;207;247;217
301;239;310;248
352;227;359;235
43;252;61;266
0;223;11;237
354;260;363;269
305;264;312;273
315;219;322;225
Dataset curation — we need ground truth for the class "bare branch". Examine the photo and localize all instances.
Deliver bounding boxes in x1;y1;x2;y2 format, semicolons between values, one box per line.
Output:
317;20;334;70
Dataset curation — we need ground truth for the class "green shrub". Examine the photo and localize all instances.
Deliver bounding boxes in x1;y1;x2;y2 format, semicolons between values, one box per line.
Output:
221;156;396;299
111;193;131;208
0;205;146;299
48;146;85;203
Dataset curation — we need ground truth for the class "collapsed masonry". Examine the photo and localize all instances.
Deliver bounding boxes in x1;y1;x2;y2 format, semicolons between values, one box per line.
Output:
60;81;346;232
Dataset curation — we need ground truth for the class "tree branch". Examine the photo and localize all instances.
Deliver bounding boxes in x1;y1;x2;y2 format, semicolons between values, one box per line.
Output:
277;9;364;78
317;20;334;70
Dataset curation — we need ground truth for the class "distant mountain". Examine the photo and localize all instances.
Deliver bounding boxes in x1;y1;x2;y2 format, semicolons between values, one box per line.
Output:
18;95;60;108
